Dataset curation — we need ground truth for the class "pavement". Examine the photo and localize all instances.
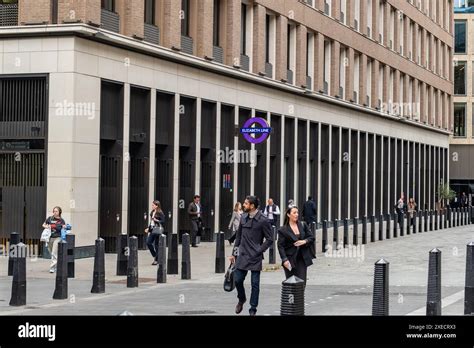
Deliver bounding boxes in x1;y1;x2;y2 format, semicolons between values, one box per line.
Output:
0;221;473;316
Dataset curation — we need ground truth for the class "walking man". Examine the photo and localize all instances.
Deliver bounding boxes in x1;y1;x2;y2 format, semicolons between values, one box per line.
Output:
187;195;202;247
302;196;317;225
228;196;273;316
263;198;280;227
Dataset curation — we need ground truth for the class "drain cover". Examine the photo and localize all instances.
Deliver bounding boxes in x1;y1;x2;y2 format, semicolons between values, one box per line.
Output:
174;310;217;315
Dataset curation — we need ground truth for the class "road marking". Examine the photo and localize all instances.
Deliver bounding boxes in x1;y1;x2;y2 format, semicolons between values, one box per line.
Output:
406;290;464;316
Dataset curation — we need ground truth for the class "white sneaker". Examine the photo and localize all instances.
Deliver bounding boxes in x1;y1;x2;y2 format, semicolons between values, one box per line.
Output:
49;269;55;273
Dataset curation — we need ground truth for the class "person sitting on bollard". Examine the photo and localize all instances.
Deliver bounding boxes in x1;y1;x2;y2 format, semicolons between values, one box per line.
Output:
42;206;66;273
277;206;316;286
407;198;417;226
227;202;242;245
145;200;165;265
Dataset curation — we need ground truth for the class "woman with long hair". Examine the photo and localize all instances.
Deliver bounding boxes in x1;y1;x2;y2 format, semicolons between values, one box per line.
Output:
145;200;165;265
407;197;417;225
277;206;315;284
42;206;66;273
227;202;242;245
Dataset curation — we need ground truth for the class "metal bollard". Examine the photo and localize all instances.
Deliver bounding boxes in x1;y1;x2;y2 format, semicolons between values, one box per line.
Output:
91;238;105;294
343;218;349;248
53;240;68;300
157;234;167;283
126;236;138;288
424;210;428;232
457;208;461;227
400;213;405;236
370;216;376;243
393;212;398;238
465;207;468;226
470;206;474;224
362;216;368;245
8;232;21;276
461;208;464;226
66;234;75;278
280;275;305;316
269;225;277;264
181;233;191;280
322;220;328;252
443;208;448;229
407;212;411;235
418;210;423;233
116;234;128;276
434;210;438;231
378;215;384;241
353;217;359;246
372;258;389;316
333;220;339;250
412;211;417;234
448;207;452;228
215;231;225;273
311;222;317;255
167;233;178;275
426;248;442;316
429;210;433;231
9;243;27;306
465;242;474;315
385;214;391;239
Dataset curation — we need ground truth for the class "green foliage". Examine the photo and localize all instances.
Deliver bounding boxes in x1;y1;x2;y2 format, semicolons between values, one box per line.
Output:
437;183;456;202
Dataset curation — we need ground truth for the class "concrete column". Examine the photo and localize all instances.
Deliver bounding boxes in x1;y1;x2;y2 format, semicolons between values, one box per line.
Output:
306;120;310;200
280;116;285;221
347;0;355;29
116;0;144;38
149;89;157;206
345;47;355;101
348;130;352;218
382;65;390;111
233;107;238;205
214;102;221;233
387;137;391;211
332;0;340;20
195;98;202;195
370;60;379;109
195;0;213;59
328;125;332;221
275;15;289;82
160;0;181;49
250;109;255;195
224;0;241;66
58;0;101;25
314;32;325;93
372;0;379;42
365;133;368;217
121;84;130;235
420;28;426;68
317;122;322;222
294;120;298;203
266;112;271;200
338;127;342;219
360;0;367;36
383;2;390;47
356;131;360;217
172;94;181;235
428;145;431;210
330;41;341;98
252;3;266;75
296;25;308;87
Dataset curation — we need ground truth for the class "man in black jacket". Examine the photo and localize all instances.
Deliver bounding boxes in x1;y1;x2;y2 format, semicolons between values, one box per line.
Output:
187;195;202;247
302;196;317;225
228;195;273;316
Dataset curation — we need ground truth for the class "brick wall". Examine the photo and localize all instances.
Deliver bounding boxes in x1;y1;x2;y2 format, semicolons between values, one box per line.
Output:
19;0;51;24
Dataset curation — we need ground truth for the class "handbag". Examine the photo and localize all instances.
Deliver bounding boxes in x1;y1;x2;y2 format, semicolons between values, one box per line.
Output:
223;263;236;292
40;228;51;242
151;222;164;235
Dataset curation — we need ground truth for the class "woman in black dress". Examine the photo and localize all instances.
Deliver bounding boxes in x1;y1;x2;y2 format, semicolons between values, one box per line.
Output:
277;206;315;283
145;200;165;265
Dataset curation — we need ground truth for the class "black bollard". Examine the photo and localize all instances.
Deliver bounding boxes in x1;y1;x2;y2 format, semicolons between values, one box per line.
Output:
343;218;349;248
418;210;423;233
465;207;468;226
407;213;411;235
157;234;167;283
9;243;27;306
181;233;191;280
426;248;442;316
465;242;474;315
116;234;128;276
424;210;429;232
8;232;21;276
393;212;398;238
444;208;448;229
400;212;405;236
372;258;389;316
66;234;75;278
378;215;383;241
269;225;277;264
53;240;68;300
280;275;305;316
429;210;433;231
370;216;376;243
333;220;339;249
126;236;138;288
457;208;461;227
167;233;178;275
448;207;452;228
353;217;359;246
215;231;225;273
452;208;456;228
311;222;317;255
439;210;443;230
362;216;368;245
412;211;417;234
461;208;464;226
470;206;474;224
385;214;391;239
434;210;438;231
322;220;328;252
91;238;105;294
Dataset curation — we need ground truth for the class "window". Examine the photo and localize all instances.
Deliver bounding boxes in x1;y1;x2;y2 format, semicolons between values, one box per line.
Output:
181;0;190;36
340;47;347;97
367;59;372;104
287;24;291;70
354;53;360;102
454;61;467;95
399;74;404;116
354;0;360;30
367;0;372;37
455;21;466;53
378;64;383;106
144;0;155;25
213;0;220;46
378;0;384;43
454;103;466;137
399;15;404;54
101;0;115;11
388;70;393;112
340;0;346;23
324;40;331;93
240;3;247;55
265;14;270;63
389;8;394;49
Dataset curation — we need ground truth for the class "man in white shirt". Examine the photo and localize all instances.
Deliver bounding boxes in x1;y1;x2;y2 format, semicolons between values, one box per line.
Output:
263;198;280;226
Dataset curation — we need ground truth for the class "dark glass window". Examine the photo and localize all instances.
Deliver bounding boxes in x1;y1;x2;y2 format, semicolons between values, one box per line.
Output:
181;0;190;36
241;3;246;55
455;21;466;53
213;0;220;46
145;0;155;25
287;24;291;70
454;61;466;95
454;103;466;137
265;14;270;63
101;0;115;11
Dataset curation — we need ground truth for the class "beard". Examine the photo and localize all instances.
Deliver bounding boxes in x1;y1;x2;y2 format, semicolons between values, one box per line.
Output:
243;205;250;212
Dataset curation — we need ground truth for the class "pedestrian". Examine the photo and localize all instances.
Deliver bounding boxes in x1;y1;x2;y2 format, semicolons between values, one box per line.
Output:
227;202;242;245
277;206;315;285
228;195;273;316
395;192;407;228
42;206;66;273
461;192;468;208
187;195;202;247
262;198;281;226
145;200;165;265
302;196;317;225
407;198;417;226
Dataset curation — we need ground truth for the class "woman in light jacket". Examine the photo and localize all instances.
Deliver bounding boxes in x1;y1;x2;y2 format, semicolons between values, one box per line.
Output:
227;202;242;245
277;206;315;284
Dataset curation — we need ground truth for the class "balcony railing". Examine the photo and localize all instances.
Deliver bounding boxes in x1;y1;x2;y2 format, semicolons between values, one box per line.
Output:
101;8;120;33
0;2;18;26
144;23;160;45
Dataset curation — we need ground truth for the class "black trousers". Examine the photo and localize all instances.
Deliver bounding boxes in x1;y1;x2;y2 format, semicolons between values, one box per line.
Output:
283;254;308;284
190;220;199;246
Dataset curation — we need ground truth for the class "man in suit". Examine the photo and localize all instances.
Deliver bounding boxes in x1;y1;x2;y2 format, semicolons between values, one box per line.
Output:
262;198;280;227
228;195;273;316
302;196;317;225
187;195;202;247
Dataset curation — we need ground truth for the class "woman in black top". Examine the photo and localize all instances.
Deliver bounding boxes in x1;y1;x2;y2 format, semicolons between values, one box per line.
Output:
145;200;165;265
277;206;315;284
42;206;66;273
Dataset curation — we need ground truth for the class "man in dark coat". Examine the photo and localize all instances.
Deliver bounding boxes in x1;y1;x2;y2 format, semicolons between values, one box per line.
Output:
187;195;202;247
228;195;273;316
302;196;317;225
